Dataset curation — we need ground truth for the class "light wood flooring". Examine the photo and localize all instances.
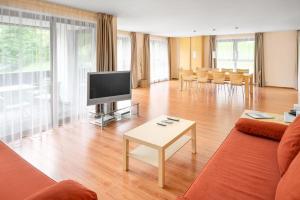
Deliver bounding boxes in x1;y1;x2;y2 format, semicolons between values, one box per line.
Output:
12;81;298;200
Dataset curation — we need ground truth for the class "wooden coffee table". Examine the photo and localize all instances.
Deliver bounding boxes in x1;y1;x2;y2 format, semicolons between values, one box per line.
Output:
123;115;196;187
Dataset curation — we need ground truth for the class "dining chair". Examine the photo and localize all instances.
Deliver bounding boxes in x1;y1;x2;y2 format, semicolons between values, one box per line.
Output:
196;71;209;90
221;68;233;73
237;69;249;73
212;71;227;93
181;69;195;89
229;72;245;97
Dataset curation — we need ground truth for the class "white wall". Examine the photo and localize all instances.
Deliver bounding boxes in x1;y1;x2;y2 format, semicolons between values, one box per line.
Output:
264;31;298;88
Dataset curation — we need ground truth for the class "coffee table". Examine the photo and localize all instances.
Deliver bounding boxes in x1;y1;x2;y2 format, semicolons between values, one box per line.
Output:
241;110;289;125
123;115;196;187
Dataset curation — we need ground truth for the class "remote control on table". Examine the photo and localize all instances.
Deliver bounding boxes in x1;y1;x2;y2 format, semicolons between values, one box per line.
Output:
157;122;167;126
167;117;180;122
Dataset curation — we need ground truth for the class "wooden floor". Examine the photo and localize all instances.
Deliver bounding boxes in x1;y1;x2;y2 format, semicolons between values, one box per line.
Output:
12;81;298;200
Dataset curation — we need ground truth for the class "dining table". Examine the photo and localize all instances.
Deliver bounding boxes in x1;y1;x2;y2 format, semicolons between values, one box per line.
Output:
180;71;254;99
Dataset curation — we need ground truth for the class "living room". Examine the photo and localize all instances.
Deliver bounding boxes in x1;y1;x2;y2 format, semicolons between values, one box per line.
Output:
0;0;300;200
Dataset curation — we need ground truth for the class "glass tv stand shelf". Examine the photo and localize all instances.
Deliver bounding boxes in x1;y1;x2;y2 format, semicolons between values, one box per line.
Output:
89;102;139;127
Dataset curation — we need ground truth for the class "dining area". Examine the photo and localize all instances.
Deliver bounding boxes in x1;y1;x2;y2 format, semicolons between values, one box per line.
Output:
179;68;254;99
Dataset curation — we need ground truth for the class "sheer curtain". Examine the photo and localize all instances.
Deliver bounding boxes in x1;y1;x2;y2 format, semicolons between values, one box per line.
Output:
54;18;96;127
150;37;169;83
0;7;96;143
117;34;131;71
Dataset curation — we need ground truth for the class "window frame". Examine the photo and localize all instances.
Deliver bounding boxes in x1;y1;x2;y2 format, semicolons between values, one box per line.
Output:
216;37;255;71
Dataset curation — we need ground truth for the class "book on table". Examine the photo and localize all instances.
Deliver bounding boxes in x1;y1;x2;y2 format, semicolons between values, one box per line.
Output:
246;112;274;119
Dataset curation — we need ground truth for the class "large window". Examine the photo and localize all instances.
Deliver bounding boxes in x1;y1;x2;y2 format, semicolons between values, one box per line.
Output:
150;37;169;83
216;36;254;73
117;34;131;71
0;8;96;143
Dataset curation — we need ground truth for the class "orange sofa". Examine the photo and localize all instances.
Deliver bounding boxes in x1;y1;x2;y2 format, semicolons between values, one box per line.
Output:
0;141;97;200
178;118;300;200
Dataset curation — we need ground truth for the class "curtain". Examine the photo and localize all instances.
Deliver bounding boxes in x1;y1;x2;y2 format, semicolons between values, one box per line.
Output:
96;13;117;113
254;33;265;87
150;37;170;83
130;32;138;88
117;34;131;71
168;37;179;79
297;30;300;90
168;37;172;79
53;18;96;127
143;34;150;85
96;13;116;72
0;7;96;143
209;35;216;68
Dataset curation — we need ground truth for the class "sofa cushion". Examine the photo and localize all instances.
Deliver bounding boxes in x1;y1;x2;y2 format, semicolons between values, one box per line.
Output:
277;116;300;176
24;180;98;200
182;128;280;200
0;141;56;200
235;118;288;141
275;152;300;200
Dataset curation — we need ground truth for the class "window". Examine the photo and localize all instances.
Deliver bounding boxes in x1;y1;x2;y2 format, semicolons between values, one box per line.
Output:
117;34;131;71
150;37;169;83
0;7;96;143
216;36;254;73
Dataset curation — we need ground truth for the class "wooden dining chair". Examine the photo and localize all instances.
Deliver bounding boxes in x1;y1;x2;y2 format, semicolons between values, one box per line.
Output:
181;69;195;89
237;69;249;73
196;71;209;90
229;72;245;96
212;71;227;93
221;68;233;73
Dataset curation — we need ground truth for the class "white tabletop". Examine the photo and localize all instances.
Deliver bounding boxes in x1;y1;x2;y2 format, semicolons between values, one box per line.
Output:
124;115;195;148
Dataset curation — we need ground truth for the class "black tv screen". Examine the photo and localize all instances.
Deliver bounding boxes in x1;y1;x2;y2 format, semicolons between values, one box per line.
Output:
87;71;131;105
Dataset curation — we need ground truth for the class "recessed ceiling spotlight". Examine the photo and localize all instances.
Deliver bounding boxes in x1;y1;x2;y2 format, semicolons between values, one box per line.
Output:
193;30;196;33
212;28;216;31
235;26;239;30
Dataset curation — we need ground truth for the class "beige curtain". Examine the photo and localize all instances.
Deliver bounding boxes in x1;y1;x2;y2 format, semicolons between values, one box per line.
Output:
130;32;139;88
297;30;300;90
96;13;116;72
254;33;265;87
96;13;117;113
168;37;172;79
208;35;216;68
168;38;180;79
143;34;150;85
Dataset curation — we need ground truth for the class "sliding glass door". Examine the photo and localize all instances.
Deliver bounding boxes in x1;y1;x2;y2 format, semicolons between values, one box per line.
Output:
0;7;96;143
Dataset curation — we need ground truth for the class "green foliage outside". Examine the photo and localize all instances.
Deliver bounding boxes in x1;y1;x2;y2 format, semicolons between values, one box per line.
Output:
0;24;50;74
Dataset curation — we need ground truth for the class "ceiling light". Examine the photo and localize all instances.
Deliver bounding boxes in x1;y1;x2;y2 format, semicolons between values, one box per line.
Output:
193;30;196;33
235;26;239;30
212;28;216;31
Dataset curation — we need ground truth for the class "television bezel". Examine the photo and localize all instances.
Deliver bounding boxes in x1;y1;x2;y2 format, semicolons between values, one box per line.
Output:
87;71;132;106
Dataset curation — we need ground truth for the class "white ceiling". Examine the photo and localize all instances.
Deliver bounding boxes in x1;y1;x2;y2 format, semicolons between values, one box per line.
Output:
47;0;300;37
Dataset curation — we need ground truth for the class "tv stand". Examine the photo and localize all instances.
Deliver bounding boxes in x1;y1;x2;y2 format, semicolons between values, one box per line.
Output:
89;102;139;127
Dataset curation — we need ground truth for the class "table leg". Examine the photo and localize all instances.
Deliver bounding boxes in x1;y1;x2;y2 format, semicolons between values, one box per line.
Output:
250;75;254;96
123;138;129;171
245;77;249;99
180;76;183;91
191;124;197;154
158;149;165;188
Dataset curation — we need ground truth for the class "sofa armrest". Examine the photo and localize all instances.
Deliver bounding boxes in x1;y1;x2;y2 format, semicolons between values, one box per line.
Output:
24;180;97;200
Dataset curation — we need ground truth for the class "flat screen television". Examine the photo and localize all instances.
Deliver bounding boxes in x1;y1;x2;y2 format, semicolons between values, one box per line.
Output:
87;71;131;105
